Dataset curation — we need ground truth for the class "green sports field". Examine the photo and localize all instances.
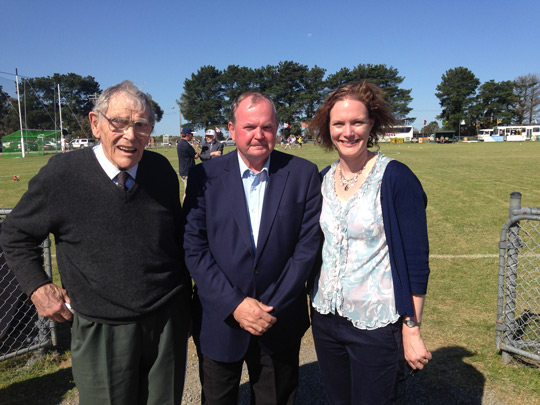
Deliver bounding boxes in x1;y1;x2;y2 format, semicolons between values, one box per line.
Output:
1;141;539;404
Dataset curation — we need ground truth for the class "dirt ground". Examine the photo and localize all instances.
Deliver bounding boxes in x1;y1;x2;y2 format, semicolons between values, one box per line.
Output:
180;329;327;404
57;327;506;405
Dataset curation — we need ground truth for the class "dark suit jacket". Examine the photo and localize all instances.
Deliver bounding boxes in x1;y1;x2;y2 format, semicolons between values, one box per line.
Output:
199;140;224;161
183;150;321;362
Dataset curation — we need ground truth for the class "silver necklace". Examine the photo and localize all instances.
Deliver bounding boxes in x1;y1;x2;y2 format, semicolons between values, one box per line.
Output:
338;164;363;191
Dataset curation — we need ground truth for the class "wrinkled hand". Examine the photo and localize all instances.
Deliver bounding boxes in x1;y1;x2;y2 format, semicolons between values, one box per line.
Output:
30;283;73;322
233;297;276;336
402;326;432;370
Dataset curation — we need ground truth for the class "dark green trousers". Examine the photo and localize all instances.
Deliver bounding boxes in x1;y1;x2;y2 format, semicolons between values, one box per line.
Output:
71;295;190;405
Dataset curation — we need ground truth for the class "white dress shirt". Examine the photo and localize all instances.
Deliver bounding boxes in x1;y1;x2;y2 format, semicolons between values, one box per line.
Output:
237;153;270;251
93;144;138;189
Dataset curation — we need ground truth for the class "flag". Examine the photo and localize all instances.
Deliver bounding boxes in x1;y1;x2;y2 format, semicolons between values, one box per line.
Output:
424;120;427;125
284;123;290;129
460;120;466;125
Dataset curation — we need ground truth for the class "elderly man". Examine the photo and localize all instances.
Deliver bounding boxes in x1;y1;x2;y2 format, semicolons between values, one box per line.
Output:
0;81;191;404
183;92;321;404
199;128;224;161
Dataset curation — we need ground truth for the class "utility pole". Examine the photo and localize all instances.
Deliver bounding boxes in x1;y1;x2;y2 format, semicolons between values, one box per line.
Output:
58;84;65;152
15;68;25;158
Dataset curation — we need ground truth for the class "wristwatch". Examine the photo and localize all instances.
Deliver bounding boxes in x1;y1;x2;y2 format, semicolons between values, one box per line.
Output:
402;318;421;328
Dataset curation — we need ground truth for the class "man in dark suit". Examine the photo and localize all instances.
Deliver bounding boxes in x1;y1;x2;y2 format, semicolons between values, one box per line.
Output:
199;128;225;161
183;92;321;404
177;126;199;200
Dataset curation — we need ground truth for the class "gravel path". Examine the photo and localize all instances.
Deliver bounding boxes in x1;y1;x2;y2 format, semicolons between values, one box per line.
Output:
181;329;328;404
59;327;506;404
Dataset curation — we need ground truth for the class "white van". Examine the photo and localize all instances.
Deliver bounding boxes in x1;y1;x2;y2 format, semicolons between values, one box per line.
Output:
221;137;236;146
71;138;95;149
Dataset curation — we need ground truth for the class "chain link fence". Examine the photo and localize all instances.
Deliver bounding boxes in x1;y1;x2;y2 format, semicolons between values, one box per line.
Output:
496;192;540;364
0;209;56;361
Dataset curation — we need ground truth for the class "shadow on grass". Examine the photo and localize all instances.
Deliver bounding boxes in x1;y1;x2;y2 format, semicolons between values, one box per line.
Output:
399;346;485;404
0;322;75;405
236;346;484;404
0;367;75;405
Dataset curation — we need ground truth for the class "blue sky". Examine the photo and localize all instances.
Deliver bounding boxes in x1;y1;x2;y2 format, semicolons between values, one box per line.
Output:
1;0;539;136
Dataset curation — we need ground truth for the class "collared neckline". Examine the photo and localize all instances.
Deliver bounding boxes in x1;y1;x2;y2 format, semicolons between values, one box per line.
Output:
93;144;139;181
237;151;271;178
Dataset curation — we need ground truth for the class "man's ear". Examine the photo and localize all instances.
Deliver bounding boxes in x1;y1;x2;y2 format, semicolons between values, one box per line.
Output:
228;122;235;141
89;112;101;139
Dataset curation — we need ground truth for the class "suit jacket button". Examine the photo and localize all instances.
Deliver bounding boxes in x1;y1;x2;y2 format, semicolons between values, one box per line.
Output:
254;269;260;275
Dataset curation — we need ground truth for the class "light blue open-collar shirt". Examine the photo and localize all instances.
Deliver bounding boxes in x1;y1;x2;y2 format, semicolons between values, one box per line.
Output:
93;144;138;189
237;152;271;252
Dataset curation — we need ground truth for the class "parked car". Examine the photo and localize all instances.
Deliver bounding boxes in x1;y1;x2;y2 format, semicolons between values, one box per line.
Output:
71;138;95;149
17;141;39;152
221;137;236;146
44;141;60;151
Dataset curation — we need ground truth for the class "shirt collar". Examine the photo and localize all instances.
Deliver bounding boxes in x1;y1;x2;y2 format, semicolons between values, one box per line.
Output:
93;144;139;180
237;152;271;178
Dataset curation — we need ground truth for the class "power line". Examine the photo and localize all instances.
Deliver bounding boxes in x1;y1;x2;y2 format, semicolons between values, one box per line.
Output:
0;70;31;79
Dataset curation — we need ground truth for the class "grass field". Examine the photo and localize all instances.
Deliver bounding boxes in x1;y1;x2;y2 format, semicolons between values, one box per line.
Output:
1;141;540;404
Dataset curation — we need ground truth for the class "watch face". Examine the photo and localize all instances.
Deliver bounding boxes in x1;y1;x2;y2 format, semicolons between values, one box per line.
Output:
404;319;420;328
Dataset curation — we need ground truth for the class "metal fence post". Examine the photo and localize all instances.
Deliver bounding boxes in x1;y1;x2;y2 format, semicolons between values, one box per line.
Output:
497;193;540;365
501;192;522;363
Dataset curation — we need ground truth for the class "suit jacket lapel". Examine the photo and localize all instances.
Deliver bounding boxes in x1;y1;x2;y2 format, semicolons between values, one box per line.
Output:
222;153;254;255
255;153;288;261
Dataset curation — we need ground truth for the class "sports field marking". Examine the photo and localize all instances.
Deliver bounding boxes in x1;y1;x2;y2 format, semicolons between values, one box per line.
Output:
430;254;498;259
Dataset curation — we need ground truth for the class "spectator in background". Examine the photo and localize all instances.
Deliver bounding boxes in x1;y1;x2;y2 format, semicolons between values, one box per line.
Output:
297;135;303;149
177;126;199;199
199;128;224;161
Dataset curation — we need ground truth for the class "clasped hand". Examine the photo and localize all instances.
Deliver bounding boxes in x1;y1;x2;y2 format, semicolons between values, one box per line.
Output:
233;297;277;336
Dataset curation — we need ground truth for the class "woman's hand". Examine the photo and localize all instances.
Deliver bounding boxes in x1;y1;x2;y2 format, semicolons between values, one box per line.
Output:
402;325;431;370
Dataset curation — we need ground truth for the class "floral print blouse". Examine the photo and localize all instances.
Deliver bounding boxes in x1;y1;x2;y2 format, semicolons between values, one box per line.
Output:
311;153;400;330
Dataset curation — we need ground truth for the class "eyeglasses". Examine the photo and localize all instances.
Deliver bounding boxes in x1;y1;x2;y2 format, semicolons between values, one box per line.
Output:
99;112;153;136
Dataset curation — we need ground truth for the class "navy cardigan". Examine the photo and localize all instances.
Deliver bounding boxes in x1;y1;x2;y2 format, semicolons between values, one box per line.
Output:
319;159;430;317
380;160;430;316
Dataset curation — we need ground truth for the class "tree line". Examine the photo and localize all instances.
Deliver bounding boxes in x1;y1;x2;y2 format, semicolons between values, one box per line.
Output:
0;73;164;140
1;64;538;140
436;68;539;136
179;61;413;136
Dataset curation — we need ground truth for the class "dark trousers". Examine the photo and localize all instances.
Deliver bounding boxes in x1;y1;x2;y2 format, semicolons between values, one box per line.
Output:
71;295;190;405
311;310;404;405
198;337;300;405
